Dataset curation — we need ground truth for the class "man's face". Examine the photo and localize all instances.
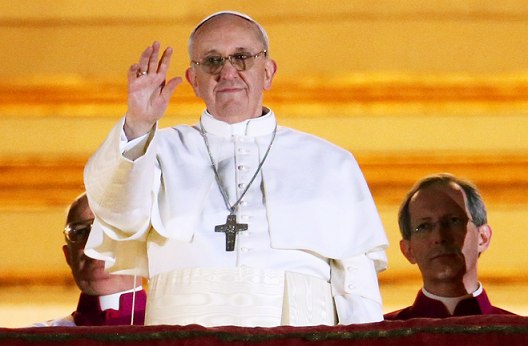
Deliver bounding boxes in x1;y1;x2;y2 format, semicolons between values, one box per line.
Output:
185;14;276;124
63;201;136;296
400;183;490;293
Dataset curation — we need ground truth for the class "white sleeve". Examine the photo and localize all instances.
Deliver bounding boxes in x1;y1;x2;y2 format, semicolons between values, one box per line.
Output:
120;124;155;161
31;315;76;327
330;250;386;324
84;117;158;238
83;118;159;277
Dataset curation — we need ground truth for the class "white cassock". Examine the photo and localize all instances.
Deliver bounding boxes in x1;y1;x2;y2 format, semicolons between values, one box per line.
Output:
84;109;389;327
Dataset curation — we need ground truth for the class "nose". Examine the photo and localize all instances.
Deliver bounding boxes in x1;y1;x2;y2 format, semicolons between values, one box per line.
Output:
218;59;239;80
432;223;454;244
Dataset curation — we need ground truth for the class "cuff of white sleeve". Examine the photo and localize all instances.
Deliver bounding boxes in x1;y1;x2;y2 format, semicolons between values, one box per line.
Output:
334;294;383;324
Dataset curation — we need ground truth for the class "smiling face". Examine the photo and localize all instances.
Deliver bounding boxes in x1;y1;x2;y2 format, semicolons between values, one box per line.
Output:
399;182;491;296
185;14;276;124
63;195;138;296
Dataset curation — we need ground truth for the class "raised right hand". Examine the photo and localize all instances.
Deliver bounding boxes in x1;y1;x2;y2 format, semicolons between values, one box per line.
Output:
125;41;182;140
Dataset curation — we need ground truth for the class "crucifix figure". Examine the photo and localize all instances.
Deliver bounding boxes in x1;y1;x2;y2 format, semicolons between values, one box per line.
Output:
215;214;248;251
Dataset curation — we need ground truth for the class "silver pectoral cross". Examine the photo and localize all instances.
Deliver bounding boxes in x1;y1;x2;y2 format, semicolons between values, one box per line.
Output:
215;214;248;251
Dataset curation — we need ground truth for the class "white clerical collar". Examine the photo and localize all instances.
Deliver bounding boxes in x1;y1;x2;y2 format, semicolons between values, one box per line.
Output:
422;282;483;315
200;108;276;137
98;286;143;311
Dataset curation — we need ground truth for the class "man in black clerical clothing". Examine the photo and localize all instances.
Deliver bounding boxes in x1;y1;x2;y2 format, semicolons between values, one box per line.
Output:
385;173;515;319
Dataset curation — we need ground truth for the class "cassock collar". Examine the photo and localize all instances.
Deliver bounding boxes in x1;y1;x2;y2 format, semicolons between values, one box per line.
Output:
73;288;147;326
422;282;483;315
200;108;276;137
98;286;143;311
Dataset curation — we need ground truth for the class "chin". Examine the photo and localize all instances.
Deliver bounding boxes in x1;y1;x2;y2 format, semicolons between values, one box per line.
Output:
81;269;112;282
433;267;465;282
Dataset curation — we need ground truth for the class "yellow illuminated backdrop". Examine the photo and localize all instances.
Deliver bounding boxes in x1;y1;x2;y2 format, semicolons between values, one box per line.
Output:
0;1;527;326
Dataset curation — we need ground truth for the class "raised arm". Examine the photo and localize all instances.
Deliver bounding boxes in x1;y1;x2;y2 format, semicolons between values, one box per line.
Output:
125;41;182;140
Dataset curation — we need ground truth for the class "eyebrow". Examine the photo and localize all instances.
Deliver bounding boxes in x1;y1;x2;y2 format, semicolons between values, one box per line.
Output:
201;47;255;56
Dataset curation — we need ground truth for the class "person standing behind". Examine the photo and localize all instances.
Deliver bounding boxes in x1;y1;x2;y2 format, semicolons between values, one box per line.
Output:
84;11;388;327
33;193;146;326
385;173;515;319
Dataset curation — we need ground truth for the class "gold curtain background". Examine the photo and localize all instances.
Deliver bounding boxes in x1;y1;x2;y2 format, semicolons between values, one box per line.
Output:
1;1;527;326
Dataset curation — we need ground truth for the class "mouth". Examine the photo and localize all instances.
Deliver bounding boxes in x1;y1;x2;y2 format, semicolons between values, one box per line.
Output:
432;254;457;261
216;83;244;93
217;87;242;93
430;248;461;260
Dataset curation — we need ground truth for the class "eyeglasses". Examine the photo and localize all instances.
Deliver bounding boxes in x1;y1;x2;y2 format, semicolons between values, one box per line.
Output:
191;50;267;75
64;219;94;243
412;216;471;235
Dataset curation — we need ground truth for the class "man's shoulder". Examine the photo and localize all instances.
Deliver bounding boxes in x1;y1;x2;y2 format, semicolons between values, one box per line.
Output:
383;307;413;321
156;124;201;147
490;305;518;315
161;124;196;135
278;126;352;156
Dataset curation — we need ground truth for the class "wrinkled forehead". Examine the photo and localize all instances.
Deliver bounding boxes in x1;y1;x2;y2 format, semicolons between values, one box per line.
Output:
409;182;469;218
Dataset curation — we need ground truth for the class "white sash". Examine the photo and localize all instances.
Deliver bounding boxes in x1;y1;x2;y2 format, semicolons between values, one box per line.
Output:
145;267;336;327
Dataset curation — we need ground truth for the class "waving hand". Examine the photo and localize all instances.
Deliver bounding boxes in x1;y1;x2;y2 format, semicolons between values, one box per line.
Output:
125;41;182;140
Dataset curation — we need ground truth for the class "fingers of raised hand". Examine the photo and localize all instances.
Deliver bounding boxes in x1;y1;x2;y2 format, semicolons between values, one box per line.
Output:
131;42;172;79
137;42;155;75
148;41;161;75
156;46;173;76
128;64;142;82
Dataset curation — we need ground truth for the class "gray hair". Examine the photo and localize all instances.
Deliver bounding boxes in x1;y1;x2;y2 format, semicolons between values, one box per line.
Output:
188;11;269;57
398;173;488;240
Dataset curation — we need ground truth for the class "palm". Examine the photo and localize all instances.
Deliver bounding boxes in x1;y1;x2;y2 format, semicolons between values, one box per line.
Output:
128;72;170;123
125;42;182;139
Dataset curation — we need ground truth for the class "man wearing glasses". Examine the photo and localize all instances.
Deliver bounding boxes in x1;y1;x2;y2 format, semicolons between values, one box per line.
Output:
34;193;146;326
84;11;388;327
384;173;514;319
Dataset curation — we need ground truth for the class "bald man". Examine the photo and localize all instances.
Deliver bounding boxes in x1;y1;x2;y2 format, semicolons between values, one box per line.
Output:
33;193;146;326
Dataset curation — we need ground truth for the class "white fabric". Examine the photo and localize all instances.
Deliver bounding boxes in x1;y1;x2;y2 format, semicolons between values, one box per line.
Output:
145;267;335;327
422;282;484;315
84;109;388;326
99;286;143;311
32;315;76;327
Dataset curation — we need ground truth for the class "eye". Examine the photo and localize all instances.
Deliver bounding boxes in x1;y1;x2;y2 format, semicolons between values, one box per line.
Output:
232;53;250;61
204;56;224;66
449;216;464;227
451;216;461;223
66;224;92;242
414;222;432;233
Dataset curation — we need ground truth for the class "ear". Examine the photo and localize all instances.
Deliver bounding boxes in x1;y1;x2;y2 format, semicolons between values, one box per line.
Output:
62;244;72;267
400;239;417;264
263;59;277;91
185;67;200;97
477;224;492;254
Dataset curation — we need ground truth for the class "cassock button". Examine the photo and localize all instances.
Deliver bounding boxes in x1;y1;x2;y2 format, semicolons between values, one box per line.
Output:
238;183;246;189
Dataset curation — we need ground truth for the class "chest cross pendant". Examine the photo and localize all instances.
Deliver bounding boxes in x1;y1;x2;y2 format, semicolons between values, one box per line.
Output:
215;214;248;251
